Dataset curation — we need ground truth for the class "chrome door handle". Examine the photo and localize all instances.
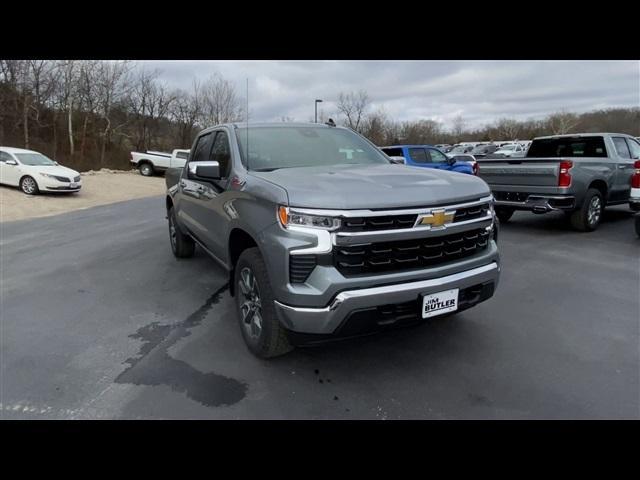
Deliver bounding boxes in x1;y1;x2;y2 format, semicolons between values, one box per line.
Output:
617;165;626;169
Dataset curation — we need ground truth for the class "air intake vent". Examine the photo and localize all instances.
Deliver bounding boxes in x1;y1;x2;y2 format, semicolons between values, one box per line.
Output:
289;255;317;283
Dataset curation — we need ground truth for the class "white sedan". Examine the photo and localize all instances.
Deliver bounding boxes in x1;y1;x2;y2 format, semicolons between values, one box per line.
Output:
0;147;82;195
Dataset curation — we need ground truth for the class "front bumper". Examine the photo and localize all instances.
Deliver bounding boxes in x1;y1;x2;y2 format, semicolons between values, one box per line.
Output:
41;183;82;192
274;261;499;336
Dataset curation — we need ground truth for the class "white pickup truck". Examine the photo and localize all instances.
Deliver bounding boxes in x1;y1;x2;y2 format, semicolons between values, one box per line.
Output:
130;149;190;176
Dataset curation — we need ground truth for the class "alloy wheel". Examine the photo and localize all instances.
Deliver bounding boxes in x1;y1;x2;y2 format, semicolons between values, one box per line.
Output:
587;196;602;226
22;177;36;194
238;267;263;340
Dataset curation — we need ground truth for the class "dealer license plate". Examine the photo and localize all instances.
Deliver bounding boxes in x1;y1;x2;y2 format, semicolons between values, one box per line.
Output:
421;288;459;319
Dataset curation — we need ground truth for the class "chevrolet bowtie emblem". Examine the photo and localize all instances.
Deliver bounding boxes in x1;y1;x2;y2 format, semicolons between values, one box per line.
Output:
417;209;455;228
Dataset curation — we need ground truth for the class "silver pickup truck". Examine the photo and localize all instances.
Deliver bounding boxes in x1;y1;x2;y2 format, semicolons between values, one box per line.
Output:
166;122;500;358
478;133;640;231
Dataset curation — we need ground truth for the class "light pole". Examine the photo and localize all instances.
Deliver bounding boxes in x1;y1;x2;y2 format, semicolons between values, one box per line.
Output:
314;99;323;123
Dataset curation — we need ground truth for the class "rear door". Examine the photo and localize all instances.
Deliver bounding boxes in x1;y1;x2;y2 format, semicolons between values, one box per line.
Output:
611;136;639;201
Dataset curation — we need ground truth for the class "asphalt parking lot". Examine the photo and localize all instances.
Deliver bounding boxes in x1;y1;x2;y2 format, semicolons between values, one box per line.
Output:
1;197;638;419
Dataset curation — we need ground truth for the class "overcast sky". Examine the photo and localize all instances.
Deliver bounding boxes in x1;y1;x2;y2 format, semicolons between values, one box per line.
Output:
141;60;639;129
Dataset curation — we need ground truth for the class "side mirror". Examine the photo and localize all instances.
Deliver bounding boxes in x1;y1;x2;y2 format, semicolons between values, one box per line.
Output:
447;156;456;165
189;161;220;179
6;159;18;166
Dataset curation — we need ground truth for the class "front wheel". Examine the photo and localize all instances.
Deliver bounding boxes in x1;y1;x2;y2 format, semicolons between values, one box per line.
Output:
570;189;603;232
235;247;292;359
20;176;39;195
168;207;195;258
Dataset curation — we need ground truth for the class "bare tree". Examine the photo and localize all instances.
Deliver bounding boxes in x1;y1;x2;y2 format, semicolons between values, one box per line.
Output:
169;79;203;148
200;74;245;127
361;107;389;145
95;60;134;165
53;60;82;156
336;90;370;133
451;115;466;139
494;117;521;140
547;110;580;135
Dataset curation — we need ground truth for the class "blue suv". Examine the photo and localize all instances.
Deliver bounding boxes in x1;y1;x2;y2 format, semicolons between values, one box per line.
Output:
381;145;474;175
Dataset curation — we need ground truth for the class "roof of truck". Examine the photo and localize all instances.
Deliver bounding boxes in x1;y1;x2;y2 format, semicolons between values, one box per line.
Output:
534;132;635;140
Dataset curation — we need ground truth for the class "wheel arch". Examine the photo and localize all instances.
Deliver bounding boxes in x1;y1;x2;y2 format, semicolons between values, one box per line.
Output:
588;179;608;198
228;228;260;297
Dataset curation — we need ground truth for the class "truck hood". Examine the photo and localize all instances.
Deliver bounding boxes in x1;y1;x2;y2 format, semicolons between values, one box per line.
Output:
251;163;490;209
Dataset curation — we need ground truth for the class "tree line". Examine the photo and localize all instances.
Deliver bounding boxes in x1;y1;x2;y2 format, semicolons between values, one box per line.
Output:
0;60;245;171
333;90;640;146
1;61;638;172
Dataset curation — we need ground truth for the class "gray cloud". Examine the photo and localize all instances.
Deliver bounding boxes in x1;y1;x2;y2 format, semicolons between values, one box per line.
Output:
141;60;639;129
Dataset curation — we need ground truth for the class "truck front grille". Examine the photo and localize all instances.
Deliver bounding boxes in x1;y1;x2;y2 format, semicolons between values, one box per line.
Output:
340;202;490;232
334;228;490;277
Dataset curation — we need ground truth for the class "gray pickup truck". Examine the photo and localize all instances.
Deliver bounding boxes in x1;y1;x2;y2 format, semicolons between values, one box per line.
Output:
165;122;500;358
478;133;640;231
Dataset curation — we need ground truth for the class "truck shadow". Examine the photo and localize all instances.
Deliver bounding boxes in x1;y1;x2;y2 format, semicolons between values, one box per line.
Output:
500;208;634;234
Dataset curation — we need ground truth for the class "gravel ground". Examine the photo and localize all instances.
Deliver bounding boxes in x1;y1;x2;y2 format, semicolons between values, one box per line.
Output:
0;169;165;222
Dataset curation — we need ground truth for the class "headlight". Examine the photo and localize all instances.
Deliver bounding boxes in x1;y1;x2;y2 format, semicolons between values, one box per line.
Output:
278;206;341;231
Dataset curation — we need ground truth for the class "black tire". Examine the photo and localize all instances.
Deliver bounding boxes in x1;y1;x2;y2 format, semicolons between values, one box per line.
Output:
234;247;293;359
495;207;514;223
20;176;39;195
635;215;640;238
139;162;154;176
168;207;195;258
570;188;603;232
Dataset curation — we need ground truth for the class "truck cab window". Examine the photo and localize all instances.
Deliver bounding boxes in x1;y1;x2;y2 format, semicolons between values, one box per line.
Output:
210;130;231;178
429;149;448;163
409;148;428;163
612;137;631;159
192;132;213;163
626;138;640;159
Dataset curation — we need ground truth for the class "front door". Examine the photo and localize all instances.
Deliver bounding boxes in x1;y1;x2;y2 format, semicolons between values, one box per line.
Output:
180;129;233;261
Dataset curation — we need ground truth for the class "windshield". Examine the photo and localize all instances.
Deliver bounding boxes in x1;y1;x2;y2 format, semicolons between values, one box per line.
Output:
236;126;390;171
15;153;57;166
451;146;468;153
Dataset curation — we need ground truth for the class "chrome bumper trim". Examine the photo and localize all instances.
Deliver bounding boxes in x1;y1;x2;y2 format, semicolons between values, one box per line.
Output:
274;262;499;334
